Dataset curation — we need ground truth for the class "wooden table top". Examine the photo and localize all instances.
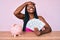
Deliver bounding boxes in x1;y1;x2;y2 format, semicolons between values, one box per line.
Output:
0;31;60;40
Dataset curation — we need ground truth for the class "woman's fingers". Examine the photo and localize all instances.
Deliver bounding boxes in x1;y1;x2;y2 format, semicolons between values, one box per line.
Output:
25;1;35;5
28;1;35;5
34;28;41;36
34;28;39;31
42;28;45;31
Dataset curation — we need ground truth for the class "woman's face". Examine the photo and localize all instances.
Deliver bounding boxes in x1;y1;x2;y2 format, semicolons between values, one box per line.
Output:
27;3;35;14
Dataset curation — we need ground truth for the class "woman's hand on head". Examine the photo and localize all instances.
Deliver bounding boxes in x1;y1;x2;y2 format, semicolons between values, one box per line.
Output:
25;1;35;5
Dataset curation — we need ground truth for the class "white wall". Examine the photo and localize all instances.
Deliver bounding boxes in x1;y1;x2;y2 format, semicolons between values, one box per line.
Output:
0;0;60;31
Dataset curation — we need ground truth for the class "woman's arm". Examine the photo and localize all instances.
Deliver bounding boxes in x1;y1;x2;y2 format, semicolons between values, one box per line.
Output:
14;1;34;20
14;2;27;19
39;16;52;34
34;16;52;36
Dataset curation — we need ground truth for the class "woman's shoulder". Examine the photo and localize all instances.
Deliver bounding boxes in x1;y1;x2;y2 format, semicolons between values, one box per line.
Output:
38;16;42;18
38;16;45;21
38;16;44;19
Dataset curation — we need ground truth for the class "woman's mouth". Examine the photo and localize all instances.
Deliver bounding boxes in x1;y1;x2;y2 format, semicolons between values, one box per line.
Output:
29;8;34;11
30;8;33;10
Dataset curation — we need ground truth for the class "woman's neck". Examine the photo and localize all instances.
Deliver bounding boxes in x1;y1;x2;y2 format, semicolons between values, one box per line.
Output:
29;13;34;19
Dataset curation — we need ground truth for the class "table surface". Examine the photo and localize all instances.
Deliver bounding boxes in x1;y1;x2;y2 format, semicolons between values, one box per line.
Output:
0;31;60;40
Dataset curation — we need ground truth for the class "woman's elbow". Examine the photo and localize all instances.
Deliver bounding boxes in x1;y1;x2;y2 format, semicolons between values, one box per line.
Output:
14;11;17;16
48;27;52;33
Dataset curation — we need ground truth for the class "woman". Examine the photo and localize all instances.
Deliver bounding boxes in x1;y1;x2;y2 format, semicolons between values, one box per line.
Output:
14;1;52;36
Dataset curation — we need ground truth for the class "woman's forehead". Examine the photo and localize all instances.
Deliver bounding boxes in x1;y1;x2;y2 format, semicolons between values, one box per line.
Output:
27;4;35;7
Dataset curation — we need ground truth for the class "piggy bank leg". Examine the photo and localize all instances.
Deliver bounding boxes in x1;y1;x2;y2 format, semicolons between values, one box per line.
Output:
18;32;22;36
13;34;16;37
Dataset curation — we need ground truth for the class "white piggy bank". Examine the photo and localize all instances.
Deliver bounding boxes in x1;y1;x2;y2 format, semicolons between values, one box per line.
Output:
10;24;22;37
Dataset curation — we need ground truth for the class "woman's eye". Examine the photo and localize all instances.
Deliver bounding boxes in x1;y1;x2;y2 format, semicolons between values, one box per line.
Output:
27;7;30;9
